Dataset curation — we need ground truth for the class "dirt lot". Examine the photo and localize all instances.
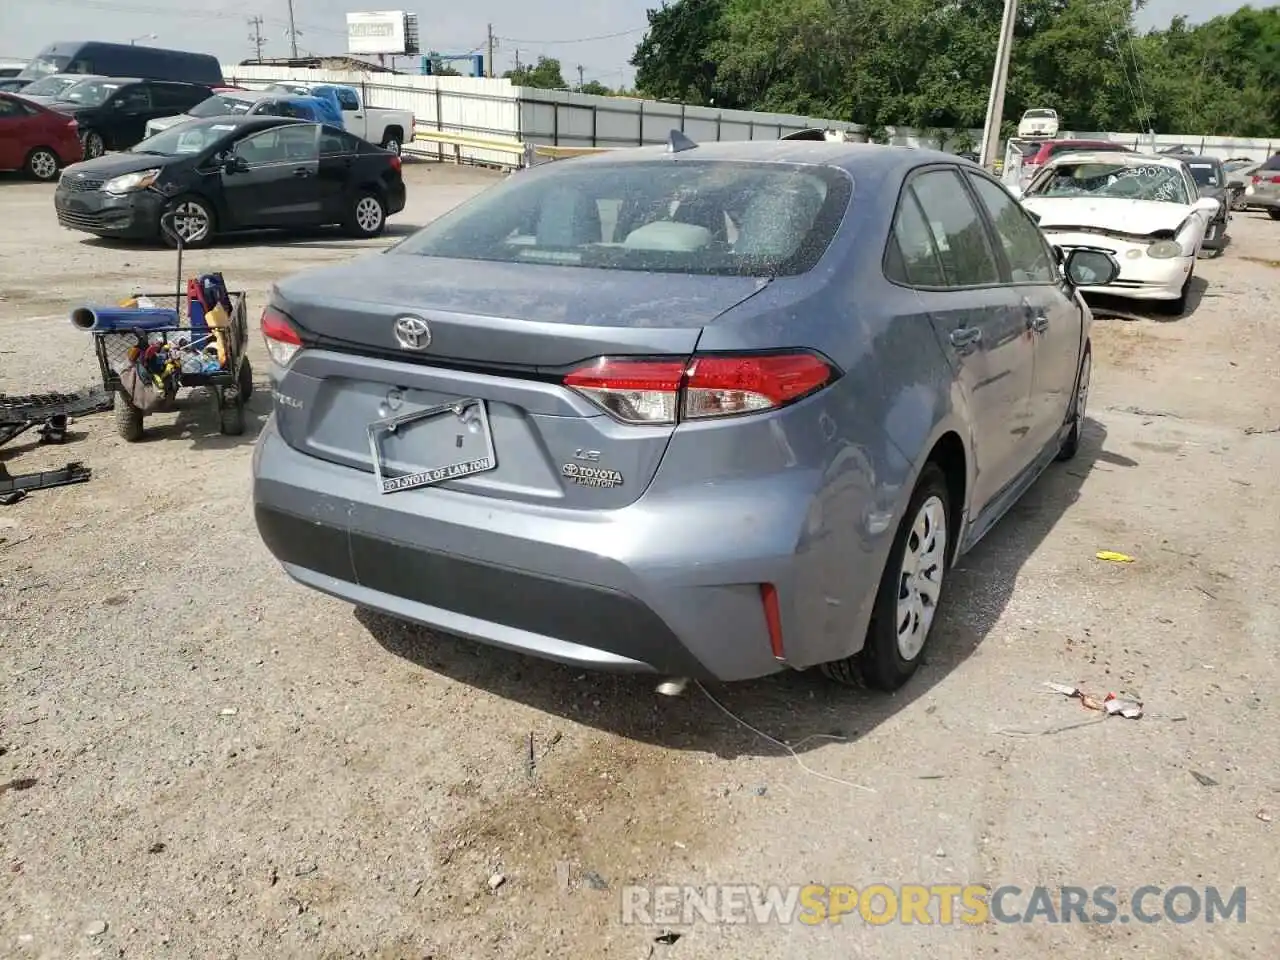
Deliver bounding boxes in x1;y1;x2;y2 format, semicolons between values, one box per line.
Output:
2;162;1278;959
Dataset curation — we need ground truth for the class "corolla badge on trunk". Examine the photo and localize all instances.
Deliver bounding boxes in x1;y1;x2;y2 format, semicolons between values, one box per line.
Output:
393;315;431;350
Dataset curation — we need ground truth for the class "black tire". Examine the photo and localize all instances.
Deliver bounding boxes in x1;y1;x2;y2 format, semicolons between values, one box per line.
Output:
1269;210;1280;221
1056;344;1091;462
161;195;216;249
24;147;60;182
1160;268;1194;317
344;190;386;238
81;129;105;160
380;130;403;156
217;390;245;436
237;357;254;402
113;391;144;442
822;463;952;692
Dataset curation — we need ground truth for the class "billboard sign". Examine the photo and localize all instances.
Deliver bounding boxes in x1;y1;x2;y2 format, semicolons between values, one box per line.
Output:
346;11;409;55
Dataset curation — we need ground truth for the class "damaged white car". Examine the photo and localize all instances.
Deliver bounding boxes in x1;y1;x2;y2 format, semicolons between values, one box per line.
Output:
1014;152;1220;314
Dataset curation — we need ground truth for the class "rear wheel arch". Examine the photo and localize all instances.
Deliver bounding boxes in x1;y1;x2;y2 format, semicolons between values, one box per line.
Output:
924;431;967;564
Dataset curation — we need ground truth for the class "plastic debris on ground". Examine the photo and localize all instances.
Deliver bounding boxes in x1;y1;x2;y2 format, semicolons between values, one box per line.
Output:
1044;681;1143;719
1095;550;1136;563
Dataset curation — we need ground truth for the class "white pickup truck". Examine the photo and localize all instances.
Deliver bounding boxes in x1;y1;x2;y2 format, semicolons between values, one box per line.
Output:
266;82;414;155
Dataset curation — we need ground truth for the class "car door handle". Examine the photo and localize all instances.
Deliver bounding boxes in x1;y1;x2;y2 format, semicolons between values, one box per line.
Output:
292;167;312;178
1026;313;1049;333
949;326;982;348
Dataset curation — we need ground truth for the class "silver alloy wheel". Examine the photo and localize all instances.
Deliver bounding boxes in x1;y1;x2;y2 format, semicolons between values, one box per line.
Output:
29;149;58;180
83;131;104;158
383;138;401;156
895;495;947;660
355;195;384;233
172;200;210;244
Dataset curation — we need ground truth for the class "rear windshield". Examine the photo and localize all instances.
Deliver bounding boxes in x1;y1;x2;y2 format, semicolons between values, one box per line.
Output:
390;160;852;277
189;94;255;118
59;79;124;106
20;74;84;97
1048;142;1125;158
1185;161;1221;186
1263;154;1280;171
1024;110;1055;118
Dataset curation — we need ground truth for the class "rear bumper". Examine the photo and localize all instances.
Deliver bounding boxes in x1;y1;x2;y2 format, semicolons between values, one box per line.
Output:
251;420;814;681
386;180;406;216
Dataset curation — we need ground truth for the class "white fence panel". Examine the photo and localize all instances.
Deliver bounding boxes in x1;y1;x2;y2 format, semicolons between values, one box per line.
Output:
221;65;1278;165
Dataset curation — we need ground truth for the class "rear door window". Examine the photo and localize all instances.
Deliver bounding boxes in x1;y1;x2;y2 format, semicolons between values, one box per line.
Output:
907;169;1002;286
335;88;360;111
320;127;360;156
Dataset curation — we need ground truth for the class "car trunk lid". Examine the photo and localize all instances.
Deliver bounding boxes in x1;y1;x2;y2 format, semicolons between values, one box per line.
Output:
269;255;768;509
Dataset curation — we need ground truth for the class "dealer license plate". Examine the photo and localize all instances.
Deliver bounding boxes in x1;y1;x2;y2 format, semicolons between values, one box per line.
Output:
367;397;497;494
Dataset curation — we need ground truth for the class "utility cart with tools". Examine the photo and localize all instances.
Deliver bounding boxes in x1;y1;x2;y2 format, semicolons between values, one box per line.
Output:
92;289;253;441
86;215;253;441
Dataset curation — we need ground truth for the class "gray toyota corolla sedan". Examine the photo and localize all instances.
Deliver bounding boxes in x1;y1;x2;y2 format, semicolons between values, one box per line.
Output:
251;138;1120;691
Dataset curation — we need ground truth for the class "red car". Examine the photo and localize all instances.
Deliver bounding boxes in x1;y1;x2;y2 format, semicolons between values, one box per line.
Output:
0;91;83;181
1019;138;1132;180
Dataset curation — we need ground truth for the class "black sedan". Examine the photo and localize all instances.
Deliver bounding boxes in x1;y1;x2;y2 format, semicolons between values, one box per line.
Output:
53;116;407;248
1182;155;1230;255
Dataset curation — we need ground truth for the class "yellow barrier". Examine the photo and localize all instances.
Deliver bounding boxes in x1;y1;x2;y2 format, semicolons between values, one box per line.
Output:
409;129;525;164
409;128;623;166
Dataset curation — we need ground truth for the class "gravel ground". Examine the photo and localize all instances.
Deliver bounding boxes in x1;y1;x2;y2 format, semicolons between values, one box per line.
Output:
1;164;1278;959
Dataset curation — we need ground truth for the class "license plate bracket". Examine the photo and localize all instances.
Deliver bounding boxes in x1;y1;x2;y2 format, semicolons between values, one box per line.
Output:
367;397;497;494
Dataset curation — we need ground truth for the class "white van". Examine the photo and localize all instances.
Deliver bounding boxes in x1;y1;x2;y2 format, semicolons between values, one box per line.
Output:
1017;108;1059;138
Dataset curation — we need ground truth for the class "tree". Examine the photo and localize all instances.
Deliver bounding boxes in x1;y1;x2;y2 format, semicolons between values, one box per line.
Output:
579;80;614;96
627;0;1280;135
504;56;567;89
631;0;727;104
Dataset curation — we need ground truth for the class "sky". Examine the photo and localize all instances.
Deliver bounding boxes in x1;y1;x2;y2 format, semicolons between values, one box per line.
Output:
0;0;1255;88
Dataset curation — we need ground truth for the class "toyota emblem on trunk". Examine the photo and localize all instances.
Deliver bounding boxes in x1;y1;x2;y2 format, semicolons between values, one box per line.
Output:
393;315;431;350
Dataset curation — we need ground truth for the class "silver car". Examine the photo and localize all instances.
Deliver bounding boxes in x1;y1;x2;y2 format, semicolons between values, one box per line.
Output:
1244;154;1280;218
251;140;1119;690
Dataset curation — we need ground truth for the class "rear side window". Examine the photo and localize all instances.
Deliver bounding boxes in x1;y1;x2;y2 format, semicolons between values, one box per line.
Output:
320;128;359;155
335;88;360;110
907;169;1002;286
1261;154;1280;171
885;190;946;287
391;160;853;278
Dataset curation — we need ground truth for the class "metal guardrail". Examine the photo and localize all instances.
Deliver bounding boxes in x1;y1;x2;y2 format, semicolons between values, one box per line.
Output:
407;129;618;168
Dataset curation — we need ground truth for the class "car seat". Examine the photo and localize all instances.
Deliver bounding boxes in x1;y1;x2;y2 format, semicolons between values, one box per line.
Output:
535;189;602;247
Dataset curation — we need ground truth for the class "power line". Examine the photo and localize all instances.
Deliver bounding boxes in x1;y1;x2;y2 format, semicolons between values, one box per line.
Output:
494;26;646;46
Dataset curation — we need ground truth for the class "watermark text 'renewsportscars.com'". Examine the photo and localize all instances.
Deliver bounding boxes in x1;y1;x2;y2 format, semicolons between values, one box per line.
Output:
621;884;1247;926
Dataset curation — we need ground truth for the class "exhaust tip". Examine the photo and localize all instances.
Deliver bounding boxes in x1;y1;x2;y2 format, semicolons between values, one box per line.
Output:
656;678;689;697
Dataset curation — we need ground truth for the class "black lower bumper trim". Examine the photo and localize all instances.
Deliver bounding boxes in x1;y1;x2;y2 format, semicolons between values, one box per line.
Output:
254;504;709;677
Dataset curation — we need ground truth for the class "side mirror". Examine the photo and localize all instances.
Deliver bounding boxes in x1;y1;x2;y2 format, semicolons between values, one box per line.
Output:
1193;196;1220;215
223;155;248;174
1064;248;1121;287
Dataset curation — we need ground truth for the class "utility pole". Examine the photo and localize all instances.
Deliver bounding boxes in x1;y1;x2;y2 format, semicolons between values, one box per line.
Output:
285;0;300;59
577;64;584;89
979;0;1018;170
248;16;265;62
513;49;521;74
486;23;495;78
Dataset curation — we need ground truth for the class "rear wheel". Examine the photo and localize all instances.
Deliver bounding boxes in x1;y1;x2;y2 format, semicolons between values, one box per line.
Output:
81;129;105;159
237;358;254;402
344;191;386;238
822;464;951;691
380;131;403;156
1269;210;1280;221
25;147;59;182
113;392;144;442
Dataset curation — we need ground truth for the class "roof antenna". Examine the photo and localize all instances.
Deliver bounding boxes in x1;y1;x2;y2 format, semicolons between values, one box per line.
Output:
666;129;697;153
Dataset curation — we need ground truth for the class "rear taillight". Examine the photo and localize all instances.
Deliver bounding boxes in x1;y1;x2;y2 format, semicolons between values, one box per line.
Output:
261;305;303;366
389;154;402;171
562;352;837;425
